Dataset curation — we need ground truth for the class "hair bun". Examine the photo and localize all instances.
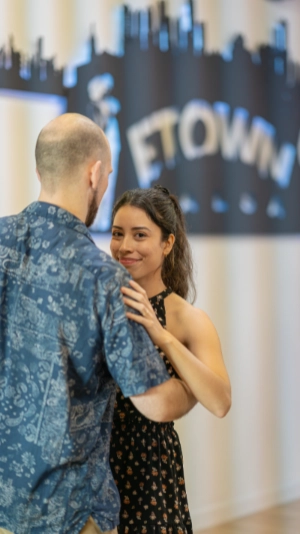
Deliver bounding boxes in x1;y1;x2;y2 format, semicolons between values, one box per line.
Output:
153;184;170;196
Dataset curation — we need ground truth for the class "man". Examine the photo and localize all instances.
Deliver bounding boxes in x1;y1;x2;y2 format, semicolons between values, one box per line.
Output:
0;113;194;534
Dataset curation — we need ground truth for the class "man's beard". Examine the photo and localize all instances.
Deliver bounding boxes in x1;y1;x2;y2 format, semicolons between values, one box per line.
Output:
85;189;99;228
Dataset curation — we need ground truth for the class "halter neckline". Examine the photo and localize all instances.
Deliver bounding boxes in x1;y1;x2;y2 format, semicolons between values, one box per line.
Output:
149;287;172;302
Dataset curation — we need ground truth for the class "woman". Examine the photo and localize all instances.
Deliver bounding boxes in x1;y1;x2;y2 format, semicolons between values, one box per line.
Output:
109;185;231;534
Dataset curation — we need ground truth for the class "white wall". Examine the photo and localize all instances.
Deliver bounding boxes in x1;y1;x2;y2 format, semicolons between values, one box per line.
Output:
175;236;300;528
1;1;300;530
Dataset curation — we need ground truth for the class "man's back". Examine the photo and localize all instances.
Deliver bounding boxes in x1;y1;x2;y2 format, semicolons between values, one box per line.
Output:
0;201;169;534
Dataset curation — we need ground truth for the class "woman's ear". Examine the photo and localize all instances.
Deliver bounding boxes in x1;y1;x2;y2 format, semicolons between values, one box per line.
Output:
163;234;175;256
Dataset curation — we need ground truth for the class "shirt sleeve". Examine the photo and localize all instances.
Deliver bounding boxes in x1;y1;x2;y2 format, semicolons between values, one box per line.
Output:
96;266;170;398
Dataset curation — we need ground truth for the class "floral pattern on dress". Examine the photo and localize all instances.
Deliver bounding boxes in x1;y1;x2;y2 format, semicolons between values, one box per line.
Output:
110;289;193;534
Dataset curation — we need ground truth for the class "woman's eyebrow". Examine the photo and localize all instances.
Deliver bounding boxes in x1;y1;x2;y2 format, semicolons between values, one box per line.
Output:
112;225;150;231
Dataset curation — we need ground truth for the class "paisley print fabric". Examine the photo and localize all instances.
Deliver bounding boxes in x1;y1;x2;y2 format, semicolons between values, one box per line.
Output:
110;289;193;533
0;202;170;534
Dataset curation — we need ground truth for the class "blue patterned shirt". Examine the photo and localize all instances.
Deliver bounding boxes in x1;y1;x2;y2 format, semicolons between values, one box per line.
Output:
0;202;170;534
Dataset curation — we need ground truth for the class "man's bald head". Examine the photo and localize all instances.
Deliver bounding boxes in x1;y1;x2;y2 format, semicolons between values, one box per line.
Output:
35;113;110;192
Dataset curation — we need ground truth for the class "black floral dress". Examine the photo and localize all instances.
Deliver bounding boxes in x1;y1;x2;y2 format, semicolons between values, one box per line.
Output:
110;288;193;534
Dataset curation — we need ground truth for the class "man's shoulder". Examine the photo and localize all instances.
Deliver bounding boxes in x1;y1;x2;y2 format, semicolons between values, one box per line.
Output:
0;212;25;243
0;204;37;232
0;212;21;227
77;240;130;285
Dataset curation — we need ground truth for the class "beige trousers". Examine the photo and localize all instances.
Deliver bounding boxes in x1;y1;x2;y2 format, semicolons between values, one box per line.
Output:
80;516;118;534
0;517;117;534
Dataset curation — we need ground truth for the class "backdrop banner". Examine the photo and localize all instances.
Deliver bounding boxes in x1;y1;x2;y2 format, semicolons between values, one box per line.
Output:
0;1;299;234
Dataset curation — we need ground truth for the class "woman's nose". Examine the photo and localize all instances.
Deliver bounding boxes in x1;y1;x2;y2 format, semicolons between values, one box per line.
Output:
119;235;133;252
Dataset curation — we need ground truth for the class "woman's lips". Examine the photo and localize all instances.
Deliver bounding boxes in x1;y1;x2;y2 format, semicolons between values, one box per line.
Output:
119;258;140;266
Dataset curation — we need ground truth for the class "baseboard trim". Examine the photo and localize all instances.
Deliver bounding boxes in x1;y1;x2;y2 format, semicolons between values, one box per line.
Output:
190;483;300;530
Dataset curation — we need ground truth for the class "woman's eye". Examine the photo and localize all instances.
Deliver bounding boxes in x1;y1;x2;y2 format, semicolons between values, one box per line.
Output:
135;233;146;238
112;231;122;237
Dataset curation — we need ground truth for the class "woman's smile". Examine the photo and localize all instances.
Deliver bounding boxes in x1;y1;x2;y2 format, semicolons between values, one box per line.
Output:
119;256;141;267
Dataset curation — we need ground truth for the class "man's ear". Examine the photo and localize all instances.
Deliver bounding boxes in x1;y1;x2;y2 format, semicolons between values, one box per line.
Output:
90;160;102;190
36;169;41;183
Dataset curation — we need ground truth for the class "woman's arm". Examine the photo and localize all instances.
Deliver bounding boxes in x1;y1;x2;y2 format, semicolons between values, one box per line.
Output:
130;377;197;422
122;280;231;418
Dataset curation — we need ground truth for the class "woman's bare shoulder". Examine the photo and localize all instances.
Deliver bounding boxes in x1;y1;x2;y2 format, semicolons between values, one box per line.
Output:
166;292;209;320
165;293;213;342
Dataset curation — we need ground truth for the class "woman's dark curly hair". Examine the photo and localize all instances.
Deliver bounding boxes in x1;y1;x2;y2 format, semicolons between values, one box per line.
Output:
111;185;196;302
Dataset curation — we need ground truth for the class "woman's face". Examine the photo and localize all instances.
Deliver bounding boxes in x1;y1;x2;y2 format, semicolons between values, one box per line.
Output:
110;205;173;286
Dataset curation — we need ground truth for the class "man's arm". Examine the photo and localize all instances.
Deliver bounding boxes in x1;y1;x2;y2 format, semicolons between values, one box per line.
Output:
130;377;197;422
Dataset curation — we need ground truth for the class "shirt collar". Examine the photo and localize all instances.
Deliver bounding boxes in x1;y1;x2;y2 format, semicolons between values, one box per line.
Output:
24;201;95;244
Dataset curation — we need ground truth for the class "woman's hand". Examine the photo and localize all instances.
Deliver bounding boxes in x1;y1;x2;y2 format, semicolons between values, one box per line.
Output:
121;280;168;347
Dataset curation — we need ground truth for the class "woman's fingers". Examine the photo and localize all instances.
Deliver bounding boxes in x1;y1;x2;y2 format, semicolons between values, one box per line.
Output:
121;286;148;305
121;286;147;299
123;295;152;317
125;311;146;324
121;280;147;298
128;279;147;294
120;284;165;346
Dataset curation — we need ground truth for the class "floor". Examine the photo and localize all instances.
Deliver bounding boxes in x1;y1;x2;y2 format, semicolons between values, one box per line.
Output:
195;499;300;534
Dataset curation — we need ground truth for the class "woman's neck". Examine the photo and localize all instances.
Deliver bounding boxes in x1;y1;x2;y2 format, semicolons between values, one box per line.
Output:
136;276;166;299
